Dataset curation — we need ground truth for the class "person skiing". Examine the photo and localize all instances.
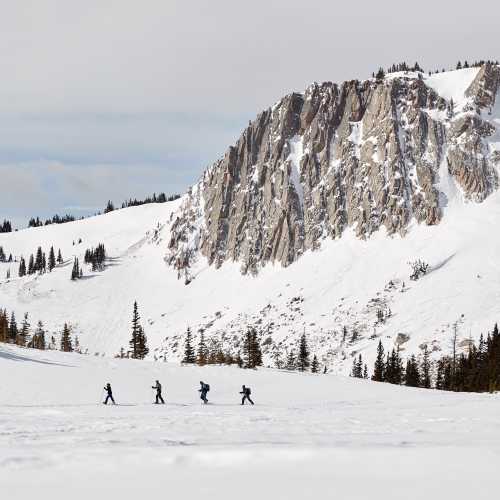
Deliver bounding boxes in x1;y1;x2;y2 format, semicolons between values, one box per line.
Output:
103;383;115;405
239;385;254;405
152;380;165;404
199;381;210;404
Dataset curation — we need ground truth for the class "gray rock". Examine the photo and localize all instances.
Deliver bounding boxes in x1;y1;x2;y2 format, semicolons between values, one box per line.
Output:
168;64;500;275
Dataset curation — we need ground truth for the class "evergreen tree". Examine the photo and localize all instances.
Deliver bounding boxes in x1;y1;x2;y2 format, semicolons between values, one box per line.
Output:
243;328;262;368
372;340;385;381
196;332;208;366
128;301;142;359
286;350;296;370
104;200;115;213
311;354;319;373
48;246;56;271
71;257;81;280
351;354;364;378
28;254;35;274
57;249;63;264
405;355;421;387
8;311;18;343
182;327;196;364
18;312;30;346
60;323;73;352
298;331;311;371
136;325;149;359
18;257;26;277
0;309;8;342
35;246;43;273
421;345;432;388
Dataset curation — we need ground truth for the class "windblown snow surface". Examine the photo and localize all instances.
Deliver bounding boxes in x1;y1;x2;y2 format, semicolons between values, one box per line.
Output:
1;344;499;500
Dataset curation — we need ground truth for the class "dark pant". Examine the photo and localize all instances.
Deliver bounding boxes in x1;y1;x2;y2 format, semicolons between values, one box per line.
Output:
104;394;115;405
241;395;254;405
200;392;208;403
155;392;165;404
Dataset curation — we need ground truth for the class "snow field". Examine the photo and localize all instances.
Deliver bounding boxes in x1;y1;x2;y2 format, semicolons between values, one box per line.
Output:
1;344;499;499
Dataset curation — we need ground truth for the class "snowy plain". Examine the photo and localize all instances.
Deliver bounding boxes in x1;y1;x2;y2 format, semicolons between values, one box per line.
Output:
1;343;499;500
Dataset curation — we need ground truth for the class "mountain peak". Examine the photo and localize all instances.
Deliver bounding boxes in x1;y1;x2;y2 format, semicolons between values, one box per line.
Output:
168;63;500;277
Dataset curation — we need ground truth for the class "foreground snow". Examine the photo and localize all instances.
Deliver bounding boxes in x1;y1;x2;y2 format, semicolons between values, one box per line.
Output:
1;345;499;499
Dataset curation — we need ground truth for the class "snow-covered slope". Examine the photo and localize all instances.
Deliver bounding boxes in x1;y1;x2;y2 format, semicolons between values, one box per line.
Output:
1;65;500;372
1;187;500;373
1;344;499;500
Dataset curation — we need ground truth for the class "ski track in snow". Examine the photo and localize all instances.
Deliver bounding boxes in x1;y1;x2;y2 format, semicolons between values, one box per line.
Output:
1;345;499;499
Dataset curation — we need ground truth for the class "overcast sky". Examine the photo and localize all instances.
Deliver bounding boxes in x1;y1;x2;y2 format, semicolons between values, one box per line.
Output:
1;0;498;227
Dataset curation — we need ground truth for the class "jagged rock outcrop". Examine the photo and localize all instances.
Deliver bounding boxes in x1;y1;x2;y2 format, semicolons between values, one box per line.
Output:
168;63;500;276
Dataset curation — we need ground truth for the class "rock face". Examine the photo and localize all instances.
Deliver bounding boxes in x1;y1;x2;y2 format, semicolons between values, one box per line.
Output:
168;63;500;277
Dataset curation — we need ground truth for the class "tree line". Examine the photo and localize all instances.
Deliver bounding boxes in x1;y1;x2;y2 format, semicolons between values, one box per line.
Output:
28;214;76;228
373;59;500;80
18;246;63;277
0;220;12;233
0;308;79;353
353;323;500;392
104;192;181;214
181;328;321;373
84;243;106;272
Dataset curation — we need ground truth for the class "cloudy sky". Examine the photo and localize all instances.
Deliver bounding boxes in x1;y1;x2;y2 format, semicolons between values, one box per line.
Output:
1;0;498;227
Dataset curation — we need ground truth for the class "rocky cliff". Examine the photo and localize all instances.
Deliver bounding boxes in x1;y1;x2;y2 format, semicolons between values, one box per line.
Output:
168;63;500;278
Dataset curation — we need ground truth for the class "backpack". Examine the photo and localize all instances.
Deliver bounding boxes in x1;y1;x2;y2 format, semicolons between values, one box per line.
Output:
204;383;210;392
245;387;251;395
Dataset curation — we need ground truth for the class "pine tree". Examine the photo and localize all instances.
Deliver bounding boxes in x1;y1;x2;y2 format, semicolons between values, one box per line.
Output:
286;350;296;370
243;328;262;368
372;340;385;381
182;327;196;364
196;332;208;366
17;312;30;346
18;257;26;277
0;309;8;342
136;325;149;359
48;246;56;271
60;323;73;352
57;249;63;264
311;354;319;373
298;331;310;371
71;257;80;280
33;246;43;273
28;254;35;274
421;345;432;388
104;200;115;213
405;355;421;387
376;67;385;79
251;329;262;367
128;301;142;359
8;312;18;343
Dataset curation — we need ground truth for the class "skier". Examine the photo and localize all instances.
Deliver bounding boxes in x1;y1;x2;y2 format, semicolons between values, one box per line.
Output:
239;385;254;405
103;383;115;405
199;381;210;404
152;380;165;404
